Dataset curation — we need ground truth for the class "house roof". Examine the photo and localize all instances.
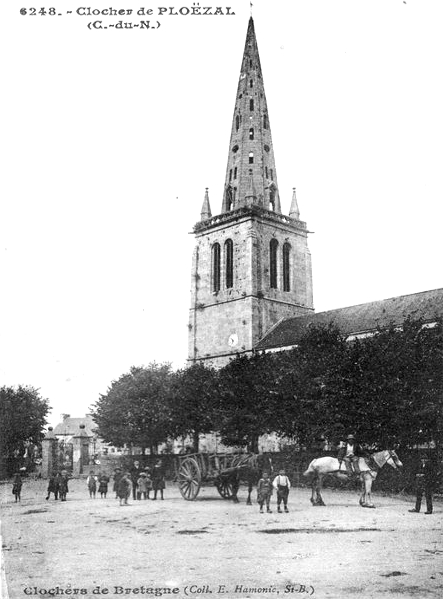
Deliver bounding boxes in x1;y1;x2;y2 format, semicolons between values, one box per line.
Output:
255;288;443;351
53;415;97;437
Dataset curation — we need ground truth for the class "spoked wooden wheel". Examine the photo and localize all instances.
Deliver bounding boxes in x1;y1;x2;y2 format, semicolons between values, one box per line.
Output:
216;478;235;499
178;457;201;501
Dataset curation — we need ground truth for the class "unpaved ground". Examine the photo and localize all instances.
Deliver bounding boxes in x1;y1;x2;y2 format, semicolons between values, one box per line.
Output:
1;479;442;599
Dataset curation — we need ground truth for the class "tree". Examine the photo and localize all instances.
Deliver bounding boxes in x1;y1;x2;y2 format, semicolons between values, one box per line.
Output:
91;363;173;454
216;352;281;452
0;385;50;476
169;363;218;452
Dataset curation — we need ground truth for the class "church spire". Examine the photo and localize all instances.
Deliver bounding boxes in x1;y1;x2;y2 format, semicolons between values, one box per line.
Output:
221;17;281;214
200;188;212;221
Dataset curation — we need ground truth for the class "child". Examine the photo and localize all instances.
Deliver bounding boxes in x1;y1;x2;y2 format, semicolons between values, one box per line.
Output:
137;472;149;499
257;471;273;513
46;472;61;501
117;472;131;506
151;460;165;500
86;471;98;499
12;473;23;503
272;469;291;513
98;473;110;498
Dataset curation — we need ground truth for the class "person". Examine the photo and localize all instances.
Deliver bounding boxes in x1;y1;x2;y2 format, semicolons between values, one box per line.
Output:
130;461;142;500
272;469;291;513
46;472;61;501
152;460;165;500
137;472;150;500
12;473;23;502
98;473;110;498
113;467;122;499
409;454;440;515
339;434;364;476
257;471;273;513
59;471;69;501
86;471;98;499
117;472;131;506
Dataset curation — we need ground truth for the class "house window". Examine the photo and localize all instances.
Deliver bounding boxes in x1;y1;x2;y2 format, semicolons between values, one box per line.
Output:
250;99;254;111
249;152;254;164
270;239;278;289
283;243;291;292
212;243;221;293
249;128;254;140
225;239;233;289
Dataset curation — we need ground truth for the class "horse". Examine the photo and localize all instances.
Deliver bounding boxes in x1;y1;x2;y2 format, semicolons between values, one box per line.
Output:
220;454;273;505
303;449;403;508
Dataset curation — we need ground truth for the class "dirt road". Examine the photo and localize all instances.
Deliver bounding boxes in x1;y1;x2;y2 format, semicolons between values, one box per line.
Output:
1;479;442;599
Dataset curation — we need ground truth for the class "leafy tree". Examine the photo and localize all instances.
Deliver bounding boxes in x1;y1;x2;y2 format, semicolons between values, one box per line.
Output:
169;363;218;452
91;363;173;454
216;352;281;452
0;385;50;475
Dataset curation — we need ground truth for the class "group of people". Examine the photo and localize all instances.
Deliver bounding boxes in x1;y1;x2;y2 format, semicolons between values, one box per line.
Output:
256;469;291;514
45;471;70;501
109;460;166;506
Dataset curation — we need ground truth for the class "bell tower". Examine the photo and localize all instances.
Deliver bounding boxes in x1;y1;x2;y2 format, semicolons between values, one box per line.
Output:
188;17;314;366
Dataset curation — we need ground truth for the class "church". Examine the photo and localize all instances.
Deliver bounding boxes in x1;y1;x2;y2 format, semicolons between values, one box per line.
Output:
188;17;443;368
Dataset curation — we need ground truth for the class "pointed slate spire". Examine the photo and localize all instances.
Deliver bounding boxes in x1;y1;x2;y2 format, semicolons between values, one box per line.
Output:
200;188;212;221
221;17;281;214
289;187;300;219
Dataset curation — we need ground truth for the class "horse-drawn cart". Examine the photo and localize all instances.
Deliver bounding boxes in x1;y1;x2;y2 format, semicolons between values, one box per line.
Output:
176;452;257;501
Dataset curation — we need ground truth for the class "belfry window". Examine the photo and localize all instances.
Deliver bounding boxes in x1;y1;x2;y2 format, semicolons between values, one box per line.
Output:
234;167;237;179
269;188;276;211
249;99;254;111
250;79;253;88
270;239;278;289
235;115;240;131
283;243;291;292
249;128;254;140
265;166;268;178
270;169;274;181
263;114;268;129
225;239;234;289
249;152;254;164
212;243;221;293
229;169;232;182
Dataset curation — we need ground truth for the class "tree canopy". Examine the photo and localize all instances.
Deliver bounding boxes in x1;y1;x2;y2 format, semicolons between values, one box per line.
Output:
0;385;50;475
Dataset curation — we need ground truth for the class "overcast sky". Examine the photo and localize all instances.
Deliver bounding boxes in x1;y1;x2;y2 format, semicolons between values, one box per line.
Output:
2;0;442;427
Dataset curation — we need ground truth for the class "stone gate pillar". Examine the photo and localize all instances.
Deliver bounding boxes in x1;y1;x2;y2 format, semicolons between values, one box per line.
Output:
42;427;58;479
73;425;90;476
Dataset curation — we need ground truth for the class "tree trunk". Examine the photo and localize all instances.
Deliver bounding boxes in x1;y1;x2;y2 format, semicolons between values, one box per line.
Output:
192;431;200;453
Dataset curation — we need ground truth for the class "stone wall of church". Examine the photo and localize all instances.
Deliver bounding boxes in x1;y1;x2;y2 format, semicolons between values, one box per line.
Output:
188;212;313;366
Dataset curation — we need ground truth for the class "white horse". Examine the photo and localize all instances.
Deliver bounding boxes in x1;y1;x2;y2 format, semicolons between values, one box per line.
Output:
303;449;403;508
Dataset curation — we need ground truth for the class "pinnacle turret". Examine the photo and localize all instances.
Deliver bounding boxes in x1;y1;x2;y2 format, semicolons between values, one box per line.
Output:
289;188;300;219
221;17;281;214
200;188;212;221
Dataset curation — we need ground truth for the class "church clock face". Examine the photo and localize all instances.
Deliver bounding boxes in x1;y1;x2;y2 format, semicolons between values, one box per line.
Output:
228;333;238;347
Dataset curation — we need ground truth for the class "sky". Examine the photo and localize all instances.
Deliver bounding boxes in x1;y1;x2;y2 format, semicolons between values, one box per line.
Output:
1;0;442;427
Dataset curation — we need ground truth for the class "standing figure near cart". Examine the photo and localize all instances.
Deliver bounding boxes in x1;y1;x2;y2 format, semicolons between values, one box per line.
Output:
257;472;273;514
152;460;165;500
273;469;291;513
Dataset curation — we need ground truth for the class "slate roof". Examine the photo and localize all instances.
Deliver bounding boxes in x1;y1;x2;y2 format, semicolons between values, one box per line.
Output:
255;288;443;351
53;415;97;437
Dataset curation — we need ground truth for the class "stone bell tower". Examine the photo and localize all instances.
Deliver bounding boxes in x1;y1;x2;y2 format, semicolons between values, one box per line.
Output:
188;17;314;367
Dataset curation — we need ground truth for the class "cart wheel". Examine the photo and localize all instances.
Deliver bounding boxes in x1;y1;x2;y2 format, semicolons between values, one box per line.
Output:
178;457;201;501
216;479;235;499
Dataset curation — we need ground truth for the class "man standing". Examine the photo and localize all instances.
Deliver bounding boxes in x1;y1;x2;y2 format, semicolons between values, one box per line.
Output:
272;469;291;513
130;461;142;500
409;454;439;515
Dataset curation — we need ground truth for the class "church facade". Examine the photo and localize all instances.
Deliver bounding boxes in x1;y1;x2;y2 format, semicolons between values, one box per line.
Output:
188;17;443;368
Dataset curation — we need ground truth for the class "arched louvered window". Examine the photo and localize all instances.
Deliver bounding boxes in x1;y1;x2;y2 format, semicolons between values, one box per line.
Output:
225;239;234;289
263;114;268;129
235;115;240;131
270;239;278;289
249;152;254;164
249;128;254;140
250;99;254;111
212;243;221;293
283;243;291;292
